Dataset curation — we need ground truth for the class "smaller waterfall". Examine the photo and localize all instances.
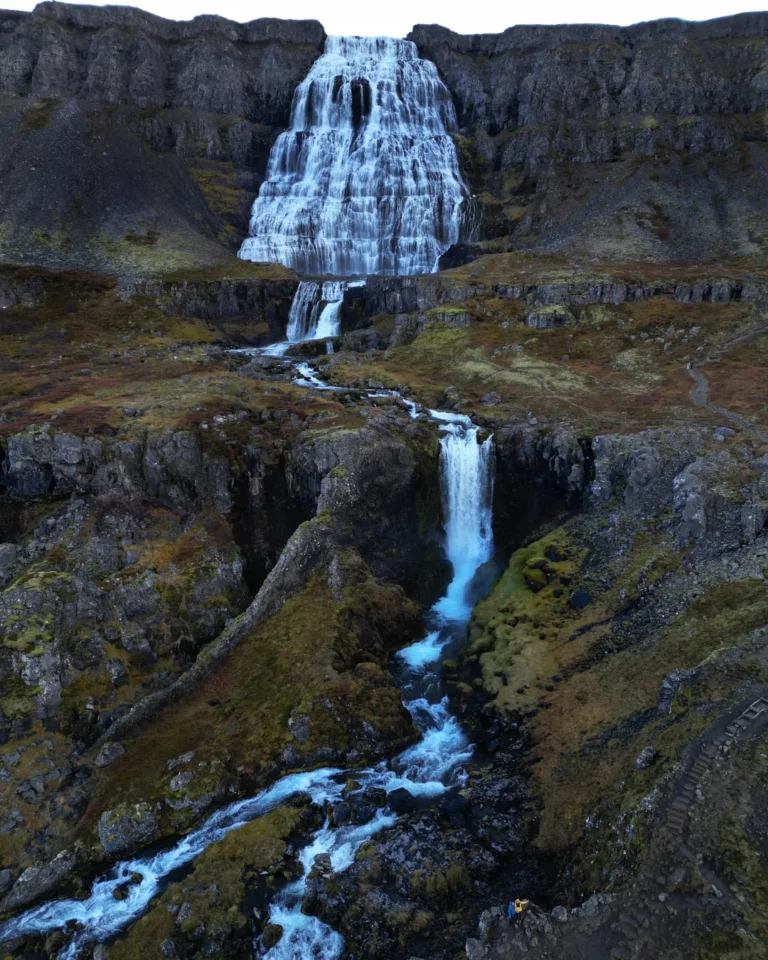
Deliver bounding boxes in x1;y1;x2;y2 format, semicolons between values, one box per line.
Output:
286;281;321;342
0;400;495;960
431;411;495;621
285;280;362;347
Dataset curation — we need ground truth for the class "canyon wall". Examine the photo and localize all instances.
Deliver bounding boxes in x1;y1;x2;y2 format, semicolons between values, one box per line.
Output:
410;15;768;262
0;2;325;271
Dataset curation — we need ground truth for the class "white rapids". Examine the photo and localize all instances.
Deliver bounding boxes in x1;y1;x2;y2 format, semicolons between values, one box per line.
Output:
0;400;495;960
238;35;469;278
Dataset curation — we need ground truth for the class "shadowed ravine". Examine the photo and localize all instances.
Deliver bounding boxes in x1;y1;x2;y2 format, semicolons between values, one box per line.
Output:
0;363;496;959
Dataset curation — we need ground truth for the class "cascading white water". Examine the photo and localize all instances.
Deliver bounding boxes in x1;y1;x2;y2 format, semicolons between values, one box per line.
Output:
255;410;493;959
286;280;359;346
0;403;494;960
431;411;495;621
238;35;469;277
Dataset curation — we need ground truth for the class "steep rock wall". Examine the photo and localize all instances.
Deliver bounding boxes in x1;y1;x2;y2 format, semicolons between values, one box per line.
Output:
409;15;768;261
0;3;325;272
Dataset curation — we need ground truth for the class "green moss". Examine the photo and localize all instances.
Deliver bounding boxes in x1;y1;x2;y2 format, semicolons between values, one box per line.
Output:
19;98;62;132
1;617;53;653
468;526;584;712
107;798;302;957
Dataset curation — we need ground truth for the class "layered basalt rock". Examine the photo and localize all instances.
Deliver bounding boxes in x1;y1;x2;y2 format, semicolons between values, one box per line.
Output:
0;3;324;124
410;15;768;260
0;3;325;272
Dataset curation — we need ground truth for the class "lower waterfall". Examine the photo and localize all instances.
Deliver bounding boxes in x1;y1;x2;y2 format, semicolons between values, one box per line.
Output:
0;403;494;960
286;281;354;345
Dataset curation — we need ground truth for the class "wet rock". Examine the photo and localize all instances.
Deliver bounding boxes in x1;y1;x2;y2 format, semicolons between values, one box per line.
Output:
363;786;387;807
311;852;333;879
331;801;352;826
0;868;12;892
262;924;284;949
568;589;592;609
98;802;159;855
93;741;125;768
0;849;77;911
552;905;569;921
386;786;417;813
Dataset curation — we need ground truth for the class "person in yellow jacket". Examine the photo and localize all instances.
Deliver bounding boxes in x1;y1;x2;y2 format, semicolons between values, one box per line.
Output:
507;899;530;922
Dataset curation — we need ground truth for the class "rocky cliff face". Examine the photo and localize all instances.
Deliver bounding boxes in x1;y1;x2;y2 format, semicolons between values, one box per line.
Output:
0;2;324;272
410;15;768;261
0;2;323;123
3;7;768;271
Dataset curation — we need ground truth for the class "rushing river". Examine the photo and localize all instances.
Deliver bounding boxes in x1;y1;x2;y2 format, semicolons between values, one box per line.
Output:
0;371;495;959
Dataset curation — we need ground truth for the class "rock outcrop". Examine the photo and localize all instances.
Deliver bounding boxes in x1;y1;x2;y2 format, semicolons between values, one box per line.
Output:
0;3;324;123
0;3;325;272
410;15;768;260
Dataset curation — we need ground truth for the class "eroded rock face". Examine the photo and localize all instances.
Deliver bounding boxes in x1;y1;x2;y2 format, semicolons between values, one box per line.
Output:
410;15;768;259
0;4;324;125
0;6;325;271
410;17;768;135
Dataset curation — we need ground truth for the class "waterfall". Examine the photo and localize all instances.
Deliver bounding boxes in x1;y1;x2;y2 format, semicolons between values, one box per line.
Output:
0;405;494;960
432;411;495;621
238;35;469;278
286;280;362;345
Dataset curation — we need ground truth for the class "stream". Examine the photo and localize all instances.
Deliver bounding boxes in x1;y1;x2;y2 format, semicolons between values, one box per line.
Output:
0;353;496;960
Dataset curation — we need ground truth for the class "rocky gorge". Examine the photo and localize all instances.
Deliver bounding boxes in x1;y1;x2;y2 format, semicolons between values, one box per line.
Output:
0;6;767;960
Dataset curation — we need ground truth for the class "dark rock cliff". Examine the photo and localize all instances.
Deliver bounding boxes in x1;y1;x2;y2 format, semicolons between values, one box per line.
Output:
0;3;325;272
0;2;324;123
410;15;768;261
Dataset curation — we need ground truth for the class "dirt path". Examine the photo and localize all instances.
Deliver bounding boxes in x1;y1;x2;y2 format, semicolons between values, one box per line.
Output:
687;324;768;443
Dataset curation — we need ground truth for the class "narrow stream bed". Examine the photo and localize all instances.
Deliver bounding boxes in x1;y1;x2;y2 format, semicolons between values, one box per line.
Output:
0;358;496;960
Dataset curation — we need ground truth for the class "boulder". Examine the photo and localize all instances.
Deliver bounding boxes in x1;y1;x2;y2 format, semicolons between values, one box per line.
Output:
0;849;77;911
635;746;658;770
94;742;125;768
98;802;159;856
386;787;418;813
